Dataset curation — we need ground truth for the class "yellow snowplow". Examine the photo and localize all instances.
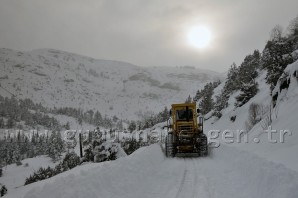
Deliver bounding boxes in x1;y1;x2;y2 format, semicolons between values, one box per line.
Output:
165;103;208;157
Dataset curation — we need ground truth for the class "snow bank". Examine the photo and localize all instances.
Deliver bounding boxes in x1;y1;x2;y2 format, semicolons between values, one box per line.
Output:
5;144;298;198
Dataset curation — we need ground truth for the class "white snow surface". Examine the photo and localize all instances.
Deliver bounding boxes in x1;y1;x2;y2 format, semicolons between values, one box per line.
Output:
204;61;298;172
4;144;298;198
0;48;221;120
0;156;57;192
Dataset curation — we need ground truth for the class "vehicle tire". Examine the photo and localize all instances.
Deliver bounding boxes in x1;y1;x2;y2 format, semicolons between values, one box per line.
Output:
199;134;208;156
165;133;176;157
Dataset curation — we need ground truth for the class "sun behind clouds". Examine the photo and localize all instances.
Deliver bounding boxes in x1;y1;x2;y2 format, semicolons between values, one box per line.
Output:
187;25;212;49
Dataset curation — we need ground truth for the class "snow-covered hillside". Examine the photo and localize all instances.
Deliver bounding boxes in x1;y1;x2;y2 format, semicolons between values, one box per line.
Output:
203;60;298;172
0;48;221;120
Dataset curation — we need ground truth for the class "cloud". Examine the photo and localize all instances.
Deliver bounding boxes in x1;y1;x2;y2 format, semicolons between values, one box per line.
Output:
0;0;298;72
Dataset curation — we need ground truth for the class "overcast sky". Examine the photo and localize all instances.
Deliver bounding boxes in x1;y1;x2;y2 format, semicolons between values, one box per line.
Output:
0;0;298;72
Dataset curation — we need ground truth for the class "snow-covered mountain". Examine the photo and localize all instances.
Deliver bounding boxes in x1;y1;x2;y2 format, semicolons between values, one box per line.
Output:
0;48;221;120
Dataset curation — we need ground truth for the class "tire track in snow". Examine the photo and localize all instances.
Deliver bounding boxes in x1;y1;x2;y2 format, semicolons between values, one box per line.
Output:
174;158;188;198
190;158;199;198
192;158;215;198
174;158;204;198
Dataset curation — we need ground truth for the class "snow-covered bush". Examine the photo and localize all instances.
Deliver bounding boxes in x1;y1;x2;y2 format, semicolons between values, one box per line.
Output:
25;166;55;185
93;143;118;162
0;184;7;197
122;139;141;155
25;152;81;185
61;152;80;170
83;145;94;162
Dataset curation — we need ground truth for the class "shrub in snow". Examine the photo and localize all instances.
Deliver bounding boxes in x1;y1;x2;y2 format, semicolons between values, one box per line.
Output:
0;184;7;197
25;152;81;185
24;163;29;167
83;145;95;162
93;143;118;162
0;169;2;177
61;152;80;171
122;139;141;155
230;115;236;122
25;166;55;185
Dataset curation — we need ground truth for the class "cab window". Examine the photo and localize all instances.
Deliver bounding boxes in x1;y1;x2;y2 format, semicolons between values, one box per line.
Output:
176;109;193;121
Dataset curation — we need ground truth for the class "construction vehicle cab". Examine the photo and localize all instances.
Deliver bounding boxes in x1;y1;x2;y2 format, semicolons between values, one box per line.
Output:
165;103;208;157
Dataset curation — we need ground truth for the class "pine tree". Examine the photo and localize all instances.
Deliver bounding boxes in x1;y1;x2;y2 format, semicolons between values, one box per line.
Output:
128;121;136;133
47;131;64;162
185;95;192;103
94;111;103;126
235;50;260;107
224;63;240;94
196;82;215;115
12;144;21;163
261;31;295;89
236;82;259;107
213;91;229;118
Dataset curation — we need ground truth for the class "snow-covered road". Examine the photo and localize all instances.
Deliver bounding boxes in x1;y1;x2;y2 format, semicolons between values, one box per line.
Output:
6;144;298;198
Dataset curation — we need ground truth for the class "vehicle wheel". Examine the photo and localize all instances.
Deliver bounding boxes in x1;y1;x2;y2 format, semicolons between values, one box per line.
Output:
165;133;176;157
199;134;208;156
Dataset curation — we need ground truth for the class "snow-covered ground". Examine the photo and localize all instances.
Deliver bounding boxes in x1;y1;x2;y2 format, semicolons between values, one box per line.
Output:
0;155;57;192
204;61;298;172
4;144;298;198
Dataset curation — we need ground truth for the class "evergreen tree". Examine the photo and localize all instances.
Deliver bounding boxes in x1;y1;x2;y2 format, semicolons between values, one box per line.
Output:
213;91;229;118
198;83;214;115
195;82;219;115
94;111;103;126
128;121;136;133
185;95;192;103
235;50;260;107
261;31;295;89
47;131;64;162
224;63;240;94
235;81;259;107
